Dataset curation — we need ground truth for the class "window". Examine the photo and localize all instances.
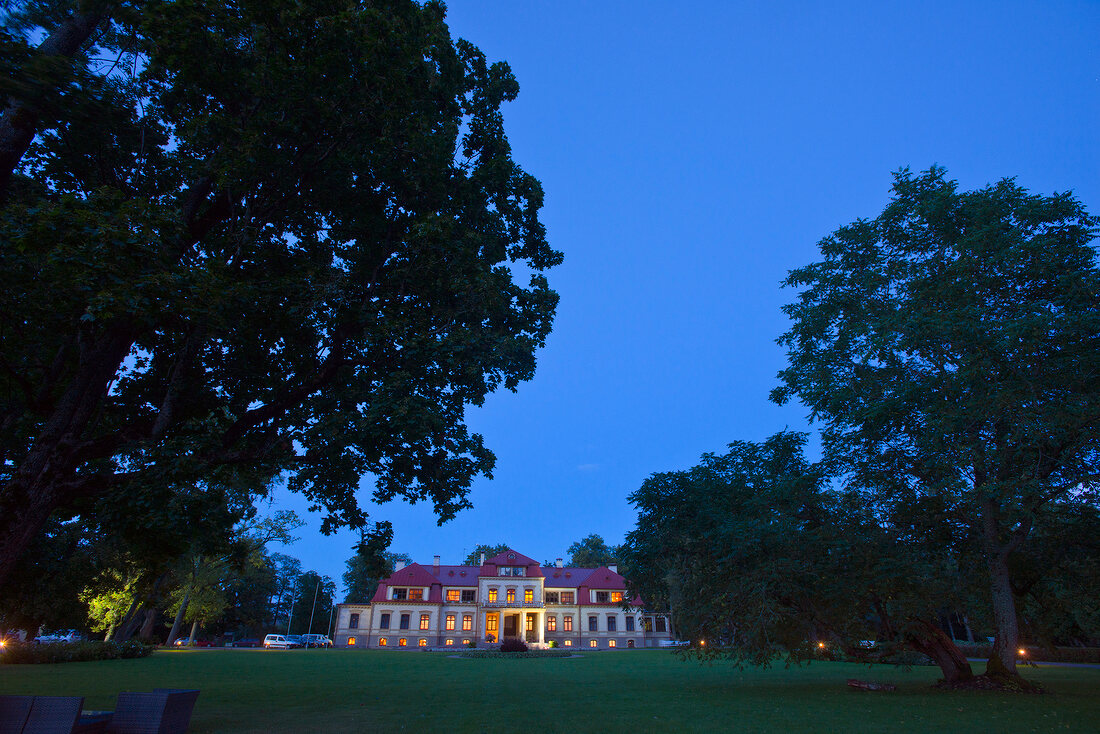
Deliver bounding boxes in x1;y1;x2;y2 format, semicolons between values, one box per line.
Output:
399;614;410;630
462;639;471;646
486;615;498;632
488;588;498;602
596;591;610;603
588;616;598;632
609;639;617;648
607;615;617;631
409;589;424;601
420;613;430;630
374;638;382;646
545;591;560;604
399;638;407;647
524;589;533;603
445;614;455;631
506;589;516;604
349;636;358;646
445;639;454;646
461;590;476;603
564;640;572;647
378;613;389;630
393;588;407;601
418;639;427;647
589;639;598;648
564;616;573;632
611;591;624;603
656;617;667;632
547;616;557;632
626;616;635;632
643;617;652;632
628;639;635;648
561;592;575;604
525;615;535;632
349;613;360;629
446;589;460;602
462;614;472;631
500;566;526;577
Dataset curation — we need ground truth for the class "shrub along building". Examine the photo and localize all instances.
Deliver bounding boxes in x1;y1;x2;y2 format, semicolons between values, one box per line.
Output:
333;548;674;649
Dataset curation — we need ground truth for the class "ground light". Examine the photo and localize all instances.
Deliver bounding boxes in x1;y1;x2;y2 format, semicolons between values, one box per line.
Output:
817;642;826;649
1019;648;1027;656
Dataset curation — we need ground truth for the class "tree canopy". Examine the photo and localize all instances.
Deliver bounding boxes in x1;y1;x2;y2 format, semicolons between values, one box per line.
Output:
0;0;561;584
566;534;619;568
462;543;509;566
773;167;1100;678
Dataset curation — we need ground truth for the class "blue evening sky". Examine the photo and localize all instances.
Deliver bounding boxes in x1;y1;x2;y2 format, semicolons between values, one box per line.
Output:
271;1;1100;592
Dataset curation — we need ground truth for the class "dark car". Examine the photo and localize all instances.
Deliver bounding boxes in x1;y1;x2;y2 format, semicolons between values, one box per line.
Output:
232;638;261;648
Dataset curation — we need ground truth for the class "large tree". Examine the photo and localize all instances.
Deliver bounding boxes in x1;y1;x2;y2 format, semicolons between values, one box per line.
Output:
566;534;618;568
772;167;1100;679
342;549;411;603
0;0;560;584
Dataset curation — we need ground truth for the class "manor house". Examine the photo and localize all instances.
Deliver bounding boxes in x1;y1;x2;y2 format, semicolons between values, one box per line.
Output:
333;548;674;649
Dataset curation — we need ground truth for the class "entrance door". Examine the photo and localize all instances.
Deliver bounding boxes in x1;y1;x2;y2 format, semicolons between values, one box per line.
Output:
503;614;518;638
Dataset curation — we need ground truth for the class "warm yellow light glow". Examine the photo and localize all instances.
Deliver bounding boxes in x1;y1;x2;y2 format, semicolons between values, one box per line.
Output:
818;642;826;649
699;640;706;646
1018;648;1026;656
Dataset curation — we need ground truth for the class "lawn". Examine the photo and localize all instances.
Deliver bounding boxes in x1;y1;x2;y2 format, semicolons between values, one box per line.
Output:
2;649;1097;733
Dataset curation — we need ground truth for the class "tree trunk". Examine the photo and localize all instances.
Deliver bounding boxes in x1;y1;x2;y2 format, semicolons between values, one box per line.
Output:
0;10;107;201
138;607;158;641
981;497;1021;677
909;622;974;684
187;620;199;645
165;588;190;646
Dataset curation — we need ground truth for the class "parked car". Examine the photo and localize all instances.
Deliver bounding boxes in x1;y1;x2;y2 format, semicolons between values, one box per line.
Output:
35;630;85;644
263;634;292;649
300;634;333;648
232;638;261;648
285;635;304;648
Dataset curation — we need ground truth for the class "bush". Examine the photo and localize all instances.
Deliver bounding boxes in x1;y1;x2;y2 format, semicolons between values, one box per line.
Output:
0;640;155;665
499;637;528;653
459;650;577;659
956;644;1100;665
465;640;476;649
547;640;558;649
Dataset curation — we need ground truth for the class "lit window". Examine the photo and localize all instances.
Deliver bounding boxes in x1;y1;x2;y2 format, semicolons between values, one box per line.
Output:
462;614;472;631
447;589;460;602
524;589;533;603
589;639;597;648
561;592;575;604
349;637;357;646
376;638;384;646
589;616;598;632
486;614;498;632
596;591;609;603
418;639;427;647
399;638;407;647
656;617;667;632
611;592;623;603
564;640;572;647
409;589;424;601
349;613;360;629
609;639;616;648
399;614;410;630
547;616;557;632
643;618;652;632
378;613;389;630
607;615;617;631
445;639;454;646
488;588;498;602
462;639;471;646
420;613;430;630
445;614;455;630
564;616;573;632
506;589;516;604
526;615;535;632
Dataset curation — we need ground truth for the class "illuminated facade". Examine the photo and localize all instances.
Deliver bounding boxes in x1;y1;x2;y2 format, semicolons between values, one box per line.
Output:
333;548;674;649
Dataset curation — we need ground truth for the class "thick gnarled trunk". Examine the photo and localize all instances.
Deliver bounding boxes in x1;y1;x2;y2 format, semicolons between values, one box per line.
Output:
908;621;974;684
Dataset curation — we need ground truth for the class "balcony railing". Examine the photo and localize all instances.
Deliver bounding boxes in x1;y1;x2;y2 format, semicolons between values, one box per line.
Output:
481;601;544;609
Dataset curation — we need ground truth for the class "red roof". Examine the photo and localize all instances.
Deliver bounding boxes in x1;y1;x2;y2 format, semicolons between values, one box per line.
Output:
484;548;541;568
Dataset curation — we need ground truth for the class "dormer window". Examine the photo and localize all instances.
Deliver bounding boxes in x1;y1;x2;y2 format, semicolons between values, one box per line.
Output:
611;591;623;603
596;591;610;603
499;566;526;577
392;588;407;601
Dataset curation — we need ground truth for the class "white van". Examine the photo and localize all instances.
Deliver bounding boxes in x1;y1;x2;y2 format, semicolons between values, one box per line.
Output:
263;634;291;649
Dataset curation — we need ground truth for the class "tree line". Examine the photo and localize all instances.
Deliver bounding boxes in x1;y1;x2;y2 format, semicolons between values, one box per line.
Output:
620;168;1100;688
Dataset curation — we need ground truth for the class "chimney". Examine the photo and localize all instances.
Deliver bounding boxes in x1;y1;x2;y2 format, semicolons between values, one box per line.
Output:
609;565;618;573
479;553;486;566
394;560;407;572
555;558;563;568
433;555;440;571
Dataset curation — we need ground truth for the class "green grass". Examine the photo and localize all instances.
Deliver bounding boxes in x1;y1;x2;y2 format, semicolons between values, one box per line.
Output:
2;649;1098;733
